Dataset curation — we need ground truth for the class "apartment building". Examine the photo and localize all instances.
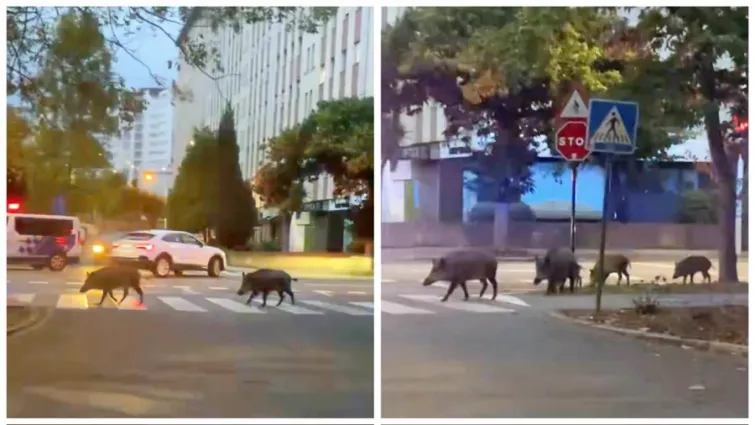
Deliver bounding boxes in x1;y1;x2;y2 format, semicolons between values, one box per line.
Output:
174;7;374;251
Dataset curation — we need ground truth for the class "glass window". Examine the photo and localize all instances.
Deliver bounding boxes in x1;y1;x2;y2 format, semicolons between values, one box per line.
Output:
15;217;73;236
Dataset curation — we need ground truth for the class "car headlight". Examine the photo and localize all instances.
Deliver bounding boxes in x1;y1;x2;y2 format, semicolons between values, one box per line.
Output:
92;244;105;254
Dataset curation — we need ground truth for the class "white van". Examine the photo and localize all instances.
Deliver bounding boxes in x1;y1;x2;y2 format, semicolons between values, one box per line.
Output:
7;213;85;271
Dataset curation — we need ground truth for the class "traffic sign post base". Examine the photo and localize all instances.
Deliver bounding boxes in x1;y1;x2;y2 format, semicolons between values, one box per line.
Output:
569;164;578;253
594;155;613;314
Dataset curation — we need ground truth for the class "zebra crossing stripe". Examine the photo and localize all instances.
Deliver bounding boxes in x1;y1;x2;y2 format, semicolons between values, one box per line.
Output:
117;299;147;310
272;303;324;315
401;294;516;313
349;301;374;310
379;300;433;315
298;300;372;316
57;294;89;309
9;293;36;305
157;296;207;312
495;295;530;307
205;297;265;313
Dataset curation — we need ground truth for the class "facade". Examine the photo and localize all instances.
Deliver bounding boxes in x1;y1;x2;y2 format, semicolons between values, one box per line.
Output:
174;7;374;252
108;87;174;197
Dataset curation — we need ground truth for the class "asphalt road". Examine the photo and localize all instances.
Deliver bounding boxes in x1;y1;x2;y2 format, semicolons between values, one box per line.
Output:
380;282;749;418
382;258;750;290
7;266;374;418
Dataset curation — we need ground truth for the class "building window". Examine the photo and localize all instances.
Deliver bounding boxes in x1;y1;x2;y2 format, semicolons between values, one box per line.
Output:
320;33;327;65
318;83;324;102
355;8;362;44
430;103;439;141
330;25;336;59
351;62;359;97
329;76;334;99
416;111;424;144
339;70;345;98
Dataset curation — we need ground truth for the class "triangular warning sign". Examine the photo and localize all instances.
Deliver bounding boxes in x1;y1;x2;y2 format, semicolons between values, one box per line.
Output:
590;106;632;145
560;90;589;119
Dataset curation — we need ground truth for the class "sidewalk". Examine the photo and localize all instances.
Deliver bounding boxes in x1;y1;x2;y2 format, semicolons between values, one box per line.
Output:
381;247;748;263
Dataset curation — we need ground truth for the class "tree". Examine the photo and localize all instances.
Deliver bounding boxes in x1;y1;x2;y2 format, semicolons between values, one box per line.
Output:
167;128;219;234
8;7;337;109
382;7;692;199
215;104;258;249
253;97;375;250
7;106;31;200
632;7;747;283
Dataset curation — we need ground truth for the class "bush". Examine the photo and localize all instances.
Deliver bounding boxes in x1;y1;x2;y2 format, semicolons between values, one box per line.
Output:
677;189;717;224
632;289;661;315
249;240;281;252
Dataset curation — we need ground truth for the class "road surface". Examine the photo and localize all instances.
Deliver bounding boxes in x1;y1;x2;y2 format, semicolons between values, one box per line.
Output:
7;266;374;418
380;281;749;418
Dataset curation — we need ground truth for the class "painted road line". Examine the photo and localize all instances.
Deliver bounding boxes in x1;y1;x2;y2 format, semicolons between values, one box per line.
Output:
298;300;373;316
57;294;89;310
494;295;530;307
382;279;397;283
28;281;48;285
379;300;434;315
401;294;516;313
175;285;199;295
209;286;228;290
350;301;374;310
116;299;147;310
206;297;266;313
8;293;36;305
314;290;334;297
347;291;367;295
632;262;676;268
157;296;207;312
66;281;82;286
269;302;324;315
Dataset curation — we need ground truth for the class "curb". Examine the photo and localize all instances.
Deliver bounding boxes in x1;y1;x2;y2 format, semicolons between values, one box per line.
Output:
547;311;748;357
7;307;49;337
225;267;373;281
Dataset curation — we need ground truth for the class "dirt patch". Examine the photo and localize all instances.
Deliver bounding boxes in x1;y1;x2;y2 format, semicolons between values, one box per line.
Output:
563;282;748;296
561;305;748;346
7;306;34;331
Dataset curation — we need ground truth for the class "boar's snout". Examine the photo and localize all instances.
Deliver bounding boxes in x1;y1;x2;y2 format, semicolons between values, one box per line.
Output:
236;281;250;295
422;277;436;287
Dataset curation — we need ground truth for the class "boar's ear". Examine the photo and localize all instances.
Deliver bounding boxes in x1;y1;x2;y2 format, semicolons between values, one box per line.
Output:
242;272;246;278
86;272;91;278
436;258;445;268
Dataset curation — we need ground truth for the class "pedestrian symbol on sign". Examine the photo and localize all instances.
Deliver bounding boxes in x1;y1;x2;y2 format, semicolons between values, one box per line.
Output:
591;106;632;146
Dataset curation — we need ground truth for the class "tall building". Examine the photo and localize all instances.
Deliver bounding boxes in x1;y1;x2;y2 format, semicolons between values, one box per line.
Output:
174;7;374;251
108;87;174;197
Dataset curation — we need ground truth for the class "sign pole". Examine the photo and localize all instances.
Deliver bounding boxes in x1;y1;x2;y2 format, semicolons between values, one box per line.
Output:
569;163;578;253
595;155;612;314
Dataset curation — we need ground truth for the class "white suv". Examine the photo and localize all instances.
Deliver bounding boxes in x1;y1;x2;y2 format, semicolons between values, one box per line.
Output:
109;230;228;278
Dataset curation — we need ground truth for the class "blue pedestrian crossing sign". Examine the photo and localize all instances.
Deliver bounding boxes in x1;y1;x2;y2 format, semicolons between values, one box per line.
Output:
587;99;639;154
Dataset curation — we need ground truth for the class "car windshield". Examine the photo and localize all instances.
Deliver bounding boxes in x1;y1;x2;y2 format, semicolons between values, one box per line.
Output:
122;232;155;241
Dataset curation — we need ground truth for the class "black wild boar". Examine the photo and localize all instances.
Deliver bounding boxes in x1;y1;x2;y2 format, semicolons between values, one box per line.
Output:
533;247;581;295
237;268;297;307
422;250;499;302
79;265;146;306
590;253;632;285
673;255;714;284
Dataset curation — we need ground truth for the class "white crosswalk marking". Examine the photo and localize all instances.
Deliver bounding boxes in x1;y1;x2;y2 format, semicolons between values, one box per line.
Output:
28;281;48;285
65;281;81;286
298;300;372;316
401;294;516;313
206;297;265;313
495;295;530;307
380;300;434;315
57;294;89;309
273;303;324;315
349;301;374;310
8;293;36;305
157;296;207;312
314;290;334;297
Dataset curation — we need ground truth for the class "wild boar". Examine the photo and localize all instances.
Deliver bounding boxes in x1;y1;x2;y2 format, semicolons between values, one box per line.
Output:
236;268;297;307
422;250;499;302
79;265;146;306
673;256;714;284
590;254;632;285
533;247;581;295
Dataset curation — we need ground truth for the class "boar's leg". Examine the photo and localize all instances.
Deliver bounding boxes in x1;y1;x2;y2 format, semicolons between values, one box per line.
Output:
689;272;696;285
440;281;458;302
245;290;258;305
132;285;144;304
285;288;295;305
458;280;470;301
276;290;285;307
118;287;130;305
623;268;631;285
478;279;488;298
702;270;712;284
261;290;269;307
96;290;109;306
489;276;498;301
107;289;119;303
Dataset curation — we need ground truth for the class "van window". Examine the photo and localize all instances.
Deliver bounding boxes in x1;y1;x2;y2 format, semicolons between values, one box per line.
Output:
123;232;155;241
15;217;74;237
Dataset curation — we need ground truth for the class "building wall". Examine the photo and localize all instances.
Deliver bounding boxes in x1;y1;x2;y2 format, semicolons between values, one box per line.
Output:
174;7;374;251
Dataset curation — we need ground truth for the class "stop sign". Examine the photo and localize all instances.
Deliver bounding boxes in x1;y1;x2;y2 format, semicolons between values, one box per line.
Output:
555;121;591;161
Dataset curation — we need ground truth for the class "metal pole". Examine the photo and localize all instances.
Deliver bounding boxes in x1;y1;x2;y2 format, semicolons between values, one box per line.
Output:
595;155;612;314
569;164;578;253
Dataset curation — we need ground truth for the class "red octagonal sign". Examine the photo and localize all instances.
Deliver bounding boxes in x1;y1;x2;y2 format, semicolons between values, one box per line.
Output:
555;121;591;162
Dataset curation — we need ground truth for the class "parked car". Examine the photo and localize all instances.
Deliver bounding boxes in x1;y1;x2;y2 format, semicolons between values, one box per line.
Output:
109;229;227;278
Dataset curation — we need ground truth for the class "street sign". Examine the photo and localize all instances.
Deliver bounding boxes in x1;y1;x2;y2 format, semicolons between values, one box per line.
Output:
553;85;590;130
555;121;591;161
587;99;639;154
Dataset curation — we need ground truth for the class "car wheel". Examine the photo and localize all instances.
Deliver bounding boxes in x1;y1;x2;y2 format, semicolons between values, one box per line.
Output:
152;255;172;278
48;253;67;272
208;256;222;278
174;270;183;277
